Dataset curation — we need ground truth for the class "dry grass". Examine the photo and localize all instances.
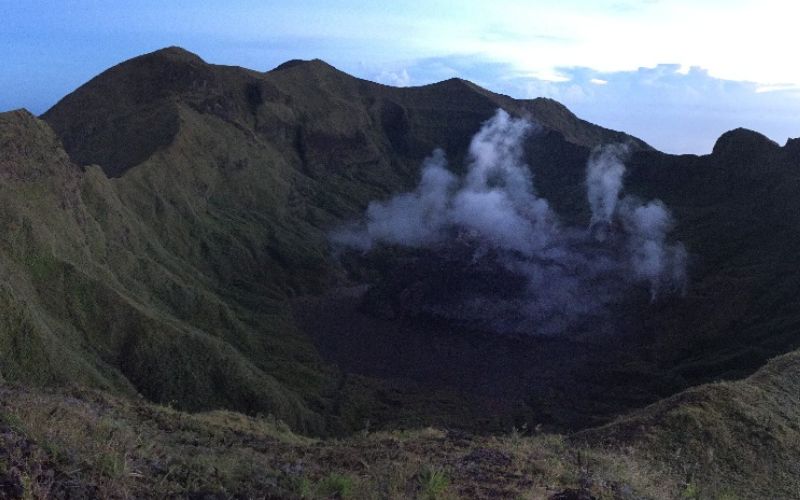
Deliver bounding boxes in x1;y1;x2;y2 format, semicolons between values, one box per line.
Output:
3;346;799;499
0;383;684;499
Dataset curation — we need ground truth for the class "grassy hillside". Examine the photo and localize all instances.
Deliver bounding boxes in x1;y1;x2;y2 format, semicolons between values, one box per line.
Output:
2;47;651;431
1;46;800;497
578;347;800;498
2;346;798;498
0;108;328;433
7;47;641;434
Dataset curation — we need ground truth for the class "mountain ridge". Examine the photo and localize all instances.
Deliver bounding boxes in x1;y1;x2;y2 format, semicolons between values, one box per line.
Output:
42;47;651;178
2;46;796;431
1;45;800;497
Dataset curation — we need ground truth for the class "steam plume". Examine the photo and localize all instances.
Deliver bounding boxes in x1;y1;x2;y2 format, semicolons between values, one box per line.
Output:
587;143;628;227
331;110;687;335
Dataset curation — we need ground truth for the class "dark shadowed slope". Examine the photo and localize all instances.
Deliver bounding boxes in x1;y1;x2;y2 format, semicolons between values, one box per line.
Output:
0;108;326;432
0;46;793;443
313;123;800;430
25;47;655;430
0;45;800;497
43;47;649;179
1;327;798;498
622;129;800;381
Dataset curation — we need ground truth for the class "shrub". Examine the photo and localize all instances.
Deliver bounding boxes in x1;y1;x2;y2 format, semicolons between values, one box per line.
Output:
418;465;449;500
317;472;354;498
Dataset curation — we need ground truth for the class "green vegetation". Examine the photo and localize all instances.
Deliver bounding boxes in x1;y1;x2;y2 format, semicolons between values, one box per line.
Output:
2;347;797;498
0;47;799;498
0;48;650;437
316;473;356;498
417;465;450;499
0;107;329;433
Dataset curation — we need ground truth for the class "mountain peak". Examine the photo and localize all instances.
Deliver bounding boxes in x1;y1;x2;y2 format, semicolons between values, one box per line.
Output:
42;48;651;177
272;58;331;71
785;136;800;155
440;77;470;85
0;108;36;124
712;127;780;157
0;108;52;144
40;47;218;175
142;46;206;64
0;109;74;179
423;77;477;92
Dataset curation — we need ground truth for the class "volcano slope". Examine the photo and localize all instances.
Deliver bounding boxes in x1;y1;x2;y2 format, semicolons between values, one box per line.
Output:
8;46;650;433
0;47;798;497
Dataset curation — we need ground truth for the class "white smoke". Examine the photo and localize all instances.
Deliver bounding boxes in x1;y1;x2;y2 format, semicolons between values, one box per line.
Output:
587;143;628;227
331;109;688;335
332;111;558;256
618;198;688;299
332;149;457;250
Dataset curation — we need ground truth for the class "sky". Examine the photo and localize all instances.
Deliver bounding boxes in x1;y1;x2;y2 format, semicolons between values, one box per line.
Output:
1;0;799;153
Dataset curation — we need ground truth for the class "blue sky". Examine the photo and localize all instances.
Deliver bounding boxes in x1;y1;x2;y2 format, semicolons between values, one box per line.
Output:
1;0;798;153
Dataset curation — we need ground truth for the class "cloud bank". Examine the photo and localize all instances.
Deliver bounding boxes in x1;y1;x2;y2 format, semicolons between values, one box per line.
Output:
369;58;800;154
332;110;687;335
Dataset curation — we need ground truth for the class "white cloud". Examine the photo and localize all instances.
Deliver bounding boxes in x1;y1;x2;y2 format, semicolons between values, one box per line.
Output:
5;0;799;154
375;68;412;87
170;0;800;154
440;0;800;86
368;56;800;154
103;1;799;87
756;84;800;94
